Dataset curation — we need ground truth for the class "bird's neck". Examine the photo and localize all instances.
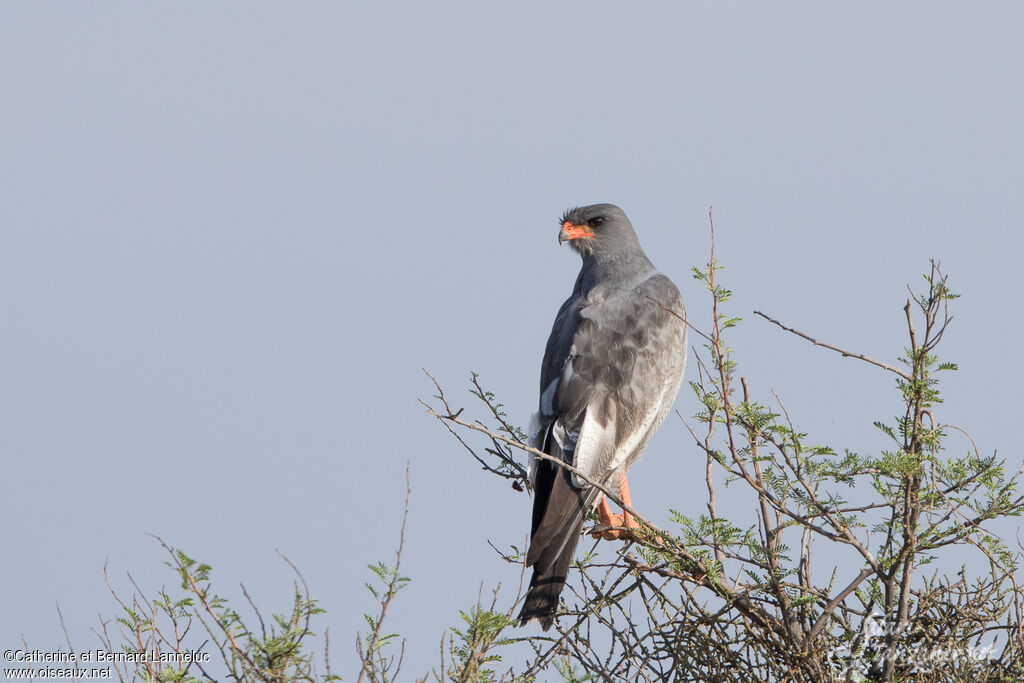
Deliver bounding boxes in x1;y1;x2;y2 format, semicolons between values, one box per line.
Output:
575;251;655;294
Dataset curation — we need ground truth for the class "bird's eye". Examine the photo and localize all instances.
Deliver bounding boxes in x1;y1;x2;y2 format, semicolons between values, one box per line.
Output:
587;217;604;228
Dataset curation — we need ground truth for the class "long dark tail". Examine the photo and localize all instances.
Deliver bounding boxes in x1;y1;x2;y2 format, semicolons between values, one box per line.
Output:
518;513;588;629
518;435;599;629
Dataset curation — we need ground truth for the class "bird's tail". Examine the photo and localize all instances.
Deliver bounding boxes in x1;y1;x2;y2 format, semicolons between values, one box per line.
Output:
517;471;601;629
517;534;580;630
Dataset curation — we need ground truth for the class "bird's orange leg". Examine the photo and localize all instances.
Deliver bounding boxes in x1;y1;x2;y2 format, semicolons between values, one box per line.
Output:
591;473;639;540
618;474;637;531
594;495;622;535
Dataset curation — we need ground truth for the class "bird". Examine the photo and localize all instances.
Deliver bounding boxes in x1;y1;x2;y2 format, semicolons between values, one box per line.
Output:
518;204;688;630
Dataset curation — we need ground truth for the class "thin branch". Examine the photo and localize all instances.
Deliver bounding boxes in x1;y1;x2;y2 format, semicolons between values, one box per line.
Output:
753;310;912;380
358;465;412;683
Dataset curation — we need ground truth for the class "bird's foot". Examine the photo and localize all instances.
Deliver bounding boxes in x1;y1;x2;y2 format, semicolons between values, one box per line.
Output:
591;496;640;541
591;520;639;541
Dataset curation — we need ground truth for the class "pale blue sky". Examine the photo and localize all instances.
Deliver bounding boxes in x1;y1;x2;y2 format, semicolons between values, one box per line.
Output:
2;3;1022;679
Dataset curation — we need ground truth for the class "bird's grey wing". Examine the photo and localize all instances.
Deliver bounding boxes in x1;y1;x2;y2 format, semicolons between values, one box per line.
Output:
521;286;599;630
527;288;589;554
570;272;687;482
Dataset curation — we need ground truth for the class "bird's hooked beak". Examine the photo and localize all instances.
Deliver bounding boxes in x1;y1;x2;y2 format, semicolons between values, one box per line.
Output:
558;221;595;244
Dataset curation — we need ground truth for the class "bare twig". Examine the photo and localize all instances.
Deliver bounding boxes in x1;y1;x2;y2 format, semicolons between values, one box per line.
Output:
753;310;913;380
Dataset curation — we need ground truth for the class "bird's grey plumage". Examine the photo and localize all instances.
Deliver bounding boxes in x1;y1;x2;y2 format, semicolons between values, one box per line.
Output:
519;204;688;629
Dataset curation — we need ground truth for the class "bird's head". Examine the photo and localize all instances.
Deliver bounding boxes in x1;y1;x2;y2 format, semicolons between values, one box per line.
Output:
557;204;639;258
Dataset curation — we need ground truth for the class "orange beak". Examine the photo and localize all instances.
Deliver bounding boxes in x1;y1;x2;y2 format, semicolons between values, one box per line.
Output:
559;221;595;244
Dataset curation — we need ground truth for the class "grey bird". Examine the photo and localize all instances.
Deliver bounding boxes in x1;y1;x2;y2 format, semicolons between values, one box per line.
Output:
518;204;688;630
